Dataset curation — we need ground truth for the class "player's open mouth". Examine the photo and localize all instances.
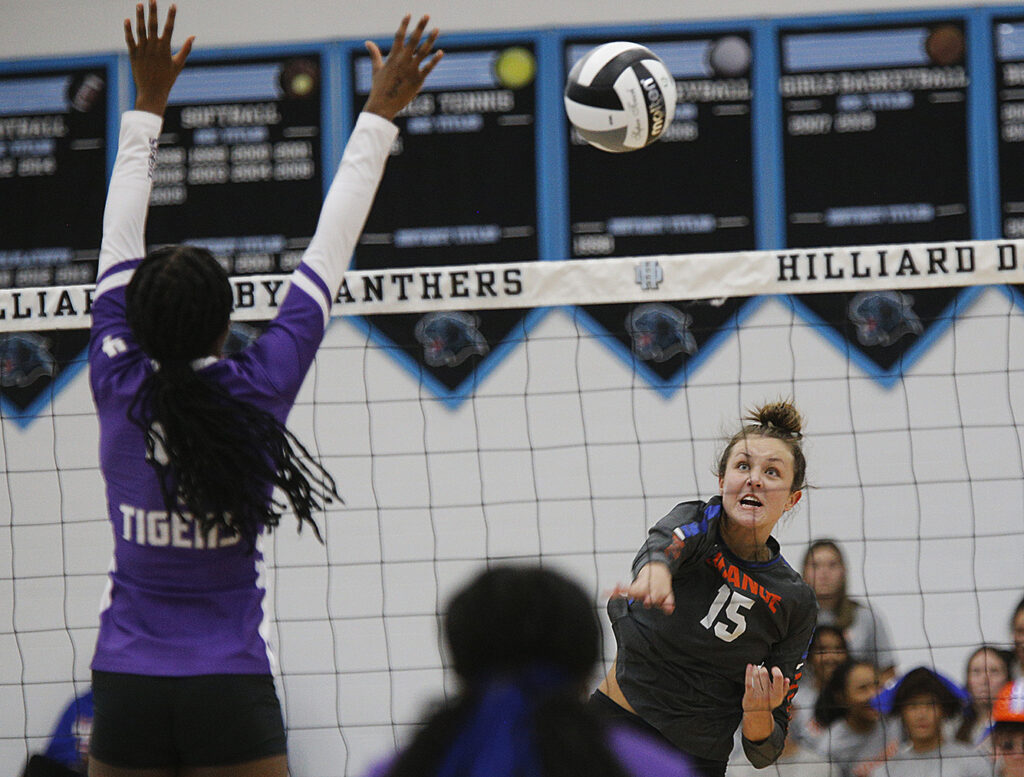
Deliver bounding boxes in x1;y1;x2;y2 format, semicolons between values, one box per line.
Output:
740;496;762;507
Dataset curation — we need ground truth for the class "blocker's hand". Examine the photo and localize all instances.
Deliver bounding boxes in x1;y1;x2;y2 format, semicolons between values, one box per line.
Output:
363;14;443;121
125;1;194;117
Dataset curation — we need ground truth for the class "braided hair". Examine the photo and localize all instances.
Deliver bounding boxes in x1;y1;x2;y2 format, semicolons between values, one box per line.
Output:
125;245;338;549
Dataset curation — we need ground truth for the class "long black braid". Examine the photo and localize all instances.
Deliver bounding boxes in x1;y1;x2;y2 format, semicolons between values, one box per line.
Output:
125;245;339;549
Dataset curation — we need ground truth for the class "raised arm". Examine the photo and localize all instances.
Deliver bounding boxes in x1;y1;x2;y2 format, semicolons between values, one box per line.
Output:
295;16;443;316
96;1;192;292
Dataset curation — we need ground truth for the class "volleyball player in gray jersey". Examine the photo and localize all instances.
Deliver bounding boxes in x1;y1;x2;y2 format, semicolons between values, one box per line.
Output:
88;4;441;774
590;400;818;777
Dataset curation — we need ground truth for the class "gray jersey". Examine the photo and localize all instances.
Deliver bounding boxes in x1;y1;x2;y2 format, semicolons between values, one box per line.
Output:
806;718;901;777
609;498;818;765
874;742;993;777
728;745;839;777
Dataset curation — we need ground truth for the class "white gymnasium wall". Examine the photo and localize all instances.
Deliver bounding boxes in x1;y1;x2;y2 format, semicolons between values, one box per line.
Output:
0;0;1009;59
2;287;1024;774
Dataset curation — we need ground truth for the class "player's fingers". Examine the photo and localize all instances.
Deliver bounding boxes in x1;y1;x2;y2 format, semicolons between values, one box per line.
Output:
148;0;159;41
420;49;444;78
124;19;137;54
391;14;411;56
629;584;652;606
162;3;176;42
172;35;194;69
624;579;646;599
660;590;675;614
647;582;672;610
135;3;146;43
415;28;439;62
365;40;384;70
771;668;789;700
405;15;429;58
648;585;667;607
419;49;444;78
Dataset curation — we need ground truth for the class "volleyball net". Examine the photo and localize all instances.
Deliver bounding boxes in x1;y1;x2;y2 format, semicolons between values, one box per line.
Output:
2;238;1024;774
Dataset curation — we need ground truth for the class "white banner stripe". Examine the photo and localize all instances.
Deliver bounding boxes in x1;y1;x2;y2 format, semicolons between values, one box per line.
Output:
1;238;1023;332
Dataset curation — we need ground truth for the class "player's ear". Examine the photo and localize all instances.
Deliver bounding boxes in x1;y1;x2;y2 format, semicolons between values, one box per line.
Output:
785;489;802;511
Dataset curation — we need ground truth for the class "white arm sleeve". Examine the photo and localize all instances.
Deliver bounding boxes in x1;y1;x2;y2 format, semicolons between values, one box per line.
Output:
300;111;398;300
96;110;163;295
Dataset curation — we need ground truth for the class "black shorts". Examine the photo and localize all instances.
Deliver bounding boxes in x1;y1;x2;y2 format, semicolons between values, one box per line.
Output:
90;670;287;768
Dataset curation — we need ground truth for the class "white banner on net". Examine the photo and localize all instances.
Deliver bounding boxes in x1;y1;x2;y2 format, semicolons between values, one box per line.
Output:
3;238;1024;331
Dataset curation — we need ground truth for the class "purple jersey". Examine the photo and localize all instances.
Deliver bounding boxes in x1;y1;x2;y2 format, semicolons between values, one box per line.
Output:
89;110;397;676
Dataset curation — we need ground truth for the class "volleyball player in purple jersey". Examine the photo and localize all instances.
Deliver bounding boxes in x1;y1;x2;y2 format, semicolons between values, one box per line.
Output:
87;4;441;774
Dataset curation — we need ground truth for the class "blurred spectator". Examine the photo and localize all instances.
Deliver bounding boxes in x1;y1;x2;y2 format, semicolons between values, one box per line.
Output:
868;666;987;777
955;646;1014;749
1012;597;1024;679
362;564;698;777
802;540;897;681
806;659;899;777
793;626;851;746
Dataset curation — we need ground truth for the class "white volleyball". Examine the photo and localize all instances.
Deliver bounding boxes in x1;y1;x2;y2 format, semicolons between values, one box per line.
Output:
564;41;676;153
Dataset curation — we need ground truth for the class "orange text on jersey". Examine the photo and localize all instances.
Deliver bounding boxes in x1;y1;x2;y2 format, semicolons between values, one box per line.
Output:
706;551;782;613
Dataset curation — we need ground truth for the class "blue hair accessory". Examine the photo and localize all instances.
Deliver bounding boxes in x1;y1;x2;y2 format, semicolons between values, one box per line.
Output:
436;665;572;777
872;666;969;714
